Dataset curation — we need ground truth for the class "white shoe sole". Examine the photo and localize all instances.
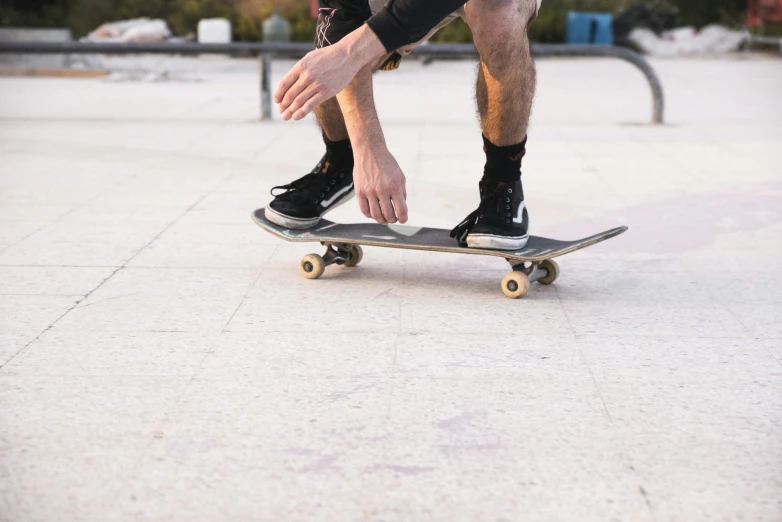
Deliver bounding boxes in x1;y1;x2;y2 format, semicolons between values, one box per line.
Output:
265;190;354;230
466;233;529;251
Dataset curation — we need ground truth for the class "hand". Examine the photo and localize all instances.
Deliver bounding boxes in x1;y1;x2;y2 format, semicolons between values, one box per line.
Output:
274;45;356;121
274;26;385;121
354;144;408;225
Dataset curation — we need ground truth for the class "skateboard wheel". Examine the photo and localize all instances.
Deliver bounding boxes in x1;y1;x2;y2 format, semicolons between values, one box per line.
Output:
538;259;560;285
501;271;531;299
343;245;363;267
300;254;325;279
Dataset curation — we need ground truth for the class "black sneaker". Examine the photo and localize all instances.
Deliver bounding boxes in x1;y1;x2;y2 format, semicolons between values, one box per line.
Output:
265;155;354;229
450;178;529;250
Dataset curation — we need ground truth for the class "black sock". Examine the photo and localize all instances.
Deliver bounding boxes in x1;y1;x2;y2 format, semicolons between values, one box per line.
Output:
323;134;353;171
482;134;527;183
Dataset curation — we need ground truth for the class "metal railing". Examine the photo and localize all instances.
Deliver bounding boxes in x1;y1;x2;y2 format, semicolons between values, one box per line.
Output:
750;35;782;54
0;40;665;124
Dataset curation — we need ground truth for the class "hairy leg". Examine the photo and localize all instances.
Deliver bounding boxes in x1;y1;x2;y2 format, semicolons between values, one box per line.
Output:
466;0;538;146
315;98;350;141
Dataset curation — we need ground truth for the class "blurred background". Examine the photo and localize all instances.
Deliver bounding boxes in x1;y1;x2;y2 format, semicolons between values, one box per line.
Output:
0;0;770;44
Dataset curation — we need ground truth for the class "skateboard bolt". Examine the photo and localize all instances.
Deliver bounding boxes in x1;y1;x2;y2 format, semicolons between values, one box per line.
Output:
507;281;518;292
303;261;313;272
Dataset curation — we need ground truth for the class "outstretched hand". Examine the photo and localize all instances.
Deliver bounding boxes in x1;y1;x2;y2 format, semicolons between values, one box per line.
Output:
274;25;386;121
274;45;357;121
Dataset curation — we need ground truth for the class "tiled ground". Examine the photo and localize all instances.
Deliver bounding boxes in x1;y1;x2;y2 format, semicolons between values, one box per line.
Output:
0;55;780;521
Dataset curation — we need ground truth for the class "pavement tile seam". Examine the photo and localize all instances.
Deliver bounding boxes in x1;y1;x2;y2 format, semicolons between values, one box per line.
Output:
0;183;222;365
0;267;123;369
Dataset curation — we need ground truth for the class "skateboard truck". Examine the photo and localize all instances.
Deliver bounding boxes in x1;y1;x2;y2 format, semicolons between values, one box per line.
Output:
501;259;560;298
299;243;363;279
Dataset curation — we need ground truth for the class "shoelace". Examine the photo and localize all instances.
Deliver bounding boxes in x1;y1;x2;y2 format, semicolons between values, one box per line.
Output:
450;185;518;245
449;191;501;246
270;172;326;204
270;156;346;206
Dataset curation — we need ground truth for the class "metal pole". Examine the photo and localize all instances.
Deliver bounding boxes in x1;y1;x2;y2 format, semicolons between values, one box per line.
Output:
528;44;665;124
0;41;665;124
260;53;272;121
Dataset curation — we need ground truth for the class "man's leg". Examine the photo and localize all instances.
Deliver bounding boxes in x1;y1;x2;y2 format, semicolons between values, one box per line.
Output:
316;98;350;142
315;98;354;174
450;0;538;250
467;0;538;146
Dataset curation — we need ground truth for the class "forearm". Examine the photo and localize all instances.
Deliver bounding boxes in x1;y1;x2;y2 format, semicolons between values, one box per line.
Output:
336;65;384;152
337;25;387;76
336;64;409;225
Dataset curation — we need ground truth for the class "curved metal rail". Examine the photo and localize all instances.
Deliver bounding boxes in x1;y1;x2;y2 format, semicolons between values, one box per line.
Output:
0;40;664;124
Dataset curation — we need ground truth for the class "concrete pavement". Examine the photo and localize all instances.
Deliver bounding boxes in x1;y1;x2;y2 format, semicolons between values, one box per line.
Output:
0;55;780;521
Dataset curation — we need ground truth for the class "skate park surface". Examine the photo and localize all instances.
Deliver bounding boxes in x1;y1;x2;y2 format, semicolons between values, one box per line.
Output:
0;55;780;521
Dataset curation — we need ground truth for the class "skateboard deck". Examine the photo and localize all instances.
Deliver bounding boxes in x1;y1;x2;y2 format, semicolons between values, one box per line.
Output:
252;208;627;298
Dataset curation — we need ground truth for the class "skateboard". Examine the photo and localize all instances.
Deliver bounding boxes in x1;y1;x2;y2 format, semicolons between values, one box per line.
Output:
252;208;627;299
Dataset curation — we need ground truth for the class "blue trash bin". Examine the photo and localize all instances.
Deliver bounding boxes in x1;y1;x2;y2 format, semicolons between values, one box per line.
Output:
566;12;613;45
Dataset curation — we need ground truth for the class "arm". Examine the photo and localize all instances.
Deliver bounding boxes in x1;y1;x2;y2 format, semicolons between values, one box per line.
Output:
337;65;408;224
276;0;467;119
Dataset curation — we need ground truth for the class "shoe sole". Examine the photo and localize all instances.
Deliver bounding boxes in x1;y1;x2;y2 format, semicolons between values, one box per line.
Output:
466;233;530;251
265;190;355;230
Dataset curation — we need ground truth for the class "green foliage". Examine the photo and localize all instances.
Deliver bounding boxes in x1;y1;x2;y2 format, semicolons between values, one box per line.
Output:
758;24;782;36
0;0;755;42
675;0;747;27
251;2;315;42
0;0;68;29
65;0;117;38
166;0;253;39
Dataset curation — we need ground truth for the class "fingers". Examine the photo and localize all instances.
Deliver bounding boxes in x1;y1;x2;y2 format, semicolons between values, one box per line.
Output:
378;197;397;224
391;177;408;223
281;85;318;121
367;197;387;225
358;192;407;225
292;92;329;120
392;194;408;224
357;176;409;225
278;77;328;121
274;68;300;105
279;77;310;118
357;195;371;219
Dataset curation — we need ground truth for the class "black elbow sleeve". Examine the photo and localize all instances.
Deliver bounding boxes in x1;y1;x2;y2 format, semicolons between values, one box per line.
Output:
315;0;373;48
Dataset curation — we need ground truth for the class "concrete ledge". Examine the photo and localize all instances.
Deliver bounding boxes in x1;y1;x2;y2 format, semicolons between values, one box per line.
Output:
0;27;72;68
0;67;108;78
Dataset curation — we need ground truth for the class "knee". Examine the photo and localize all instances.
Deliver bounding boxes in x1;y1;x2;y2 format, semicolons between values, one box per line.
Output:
467;0;537;37
467;0;536;68
468;0;538;23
